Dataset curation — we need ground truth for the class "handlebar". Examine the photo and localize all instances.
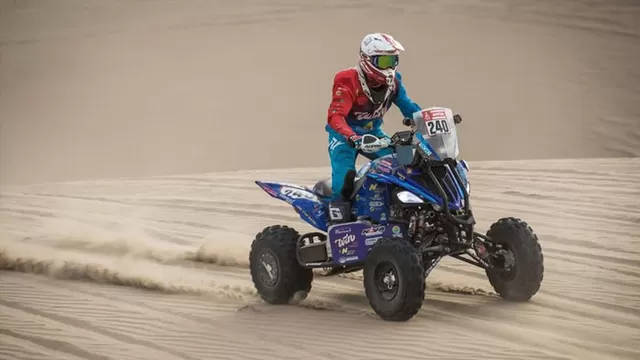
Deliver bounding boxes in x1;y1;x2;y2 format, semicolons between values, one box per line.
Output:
359;113;463;153
402;113;462;127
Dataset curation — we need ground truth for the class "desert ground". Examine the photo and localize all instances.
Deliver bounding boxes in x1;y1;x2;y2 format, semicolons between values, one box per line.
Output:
1;0;639;359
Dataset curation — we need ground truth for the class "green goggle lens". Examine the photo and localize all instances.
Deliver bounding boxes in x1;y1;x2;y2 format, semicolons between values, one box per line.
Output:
373;55;398;70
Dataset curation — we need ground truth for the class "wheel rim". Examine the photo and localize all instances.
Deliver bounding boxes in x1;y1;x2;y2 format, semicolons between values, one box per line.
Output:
373;261;400;301
493;245;516;281
257;250;279;287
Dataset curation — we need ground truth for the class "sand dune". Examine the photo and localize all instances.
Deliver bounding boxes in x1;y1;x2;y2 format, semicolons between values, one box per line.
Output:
1;158;639;360
2;0;640;185
1;0;640;359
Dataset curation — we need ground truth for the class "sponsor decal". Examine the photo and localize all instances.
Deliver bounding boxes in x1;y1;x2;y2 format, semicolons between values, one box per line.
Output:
362;225;385;237
422;109;446;120
335;233;356;248
338;256;359;264
261;185;278;197
418;141;432;156
339;247;356;256
377;165;391;174
334;227;352;235
365;236;382;246
280;186;315;200
353;108;387;120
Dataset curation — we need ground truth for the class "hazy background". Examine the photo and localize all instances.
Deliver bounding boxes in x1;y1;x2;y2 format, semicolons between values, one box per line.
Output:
1;0;639;185
1;2;639;360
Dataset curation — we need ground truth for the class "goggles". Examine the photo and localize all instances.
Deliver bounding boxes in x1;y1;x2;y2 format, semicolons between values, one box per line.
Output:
371;55;399;70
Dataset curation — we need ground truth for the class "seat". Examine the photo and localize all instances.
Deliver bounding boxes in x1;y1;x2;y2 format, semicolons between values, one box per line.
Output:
312;178;333;198
312;173;368;200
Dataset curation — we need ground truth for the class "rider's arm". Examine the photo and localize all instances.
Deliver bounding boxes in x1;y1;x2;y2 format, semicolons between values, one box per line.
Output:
393;71;422;119
327;77;357;139
370;125;390;139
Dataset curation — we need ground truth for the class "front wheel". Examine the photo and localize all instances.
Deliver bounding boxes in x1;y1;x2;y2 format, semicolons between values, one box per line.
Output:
363;238;425;321
249;225;313;304
485;217;544;301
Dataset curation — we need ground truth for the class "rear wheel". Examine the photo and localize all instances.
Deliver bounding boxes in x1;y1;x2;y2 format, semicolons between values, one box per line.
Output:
363;238;425;321
485;217;544;301
249;225;313;304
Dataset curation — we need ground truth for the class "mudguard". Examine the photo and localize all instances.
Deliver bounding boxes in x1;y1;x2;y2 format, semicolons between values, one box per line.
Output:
360;153;470;211
255;181;329;231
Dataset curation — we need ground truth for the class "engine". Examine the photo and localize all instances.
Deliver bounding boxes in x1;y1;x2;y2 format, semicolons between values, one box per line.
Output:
389;204;439;249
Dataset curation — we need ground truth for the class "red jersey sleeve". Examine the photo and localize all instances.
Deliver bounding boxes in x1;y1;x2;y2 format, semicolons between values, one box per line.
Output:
327;75;356;139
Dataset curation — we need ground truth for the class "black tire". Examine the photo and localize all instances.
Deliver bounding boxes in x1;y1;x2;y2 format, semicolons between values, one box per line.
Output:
363;237;425;321
485;217;544;301
249;225;313;304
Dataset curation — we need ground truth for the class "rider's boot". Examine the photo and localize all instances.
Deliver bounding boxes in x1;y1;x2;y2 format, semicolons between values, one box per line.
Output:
328;170;356;225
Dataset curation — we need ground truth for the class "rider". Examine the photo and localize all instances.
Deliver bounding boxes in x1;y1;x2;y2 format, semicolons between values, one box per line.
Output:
325;32;422;224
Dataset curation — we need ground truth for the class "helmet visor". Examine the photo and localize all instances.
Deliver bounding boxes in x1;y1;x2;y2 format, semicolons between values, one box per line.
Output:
372;55;398;70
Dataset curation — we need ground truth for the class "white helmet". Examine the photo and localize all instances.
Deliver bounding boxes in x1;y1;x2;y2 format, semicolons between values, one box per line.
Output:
356;33;405;104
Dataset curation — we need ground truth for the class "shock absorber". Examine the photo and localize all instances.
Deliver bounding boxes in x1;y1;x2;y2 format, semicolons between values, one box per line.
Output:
413;210;428;245
407;211;418;239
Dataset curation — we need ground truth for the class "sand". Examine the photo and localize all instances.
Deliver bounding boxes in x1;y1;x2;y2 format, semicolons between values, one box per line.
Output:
1;0;639;359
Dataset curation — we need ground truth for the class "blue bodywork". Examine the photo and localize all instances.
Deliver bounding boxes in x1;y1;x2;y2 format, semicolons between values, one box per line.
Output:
254;181;329;231
255;135;471;266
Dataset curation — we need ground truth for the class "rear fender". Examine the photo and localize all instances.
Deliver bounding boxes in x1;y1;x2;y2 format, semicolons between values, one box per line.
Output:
255;181;328;231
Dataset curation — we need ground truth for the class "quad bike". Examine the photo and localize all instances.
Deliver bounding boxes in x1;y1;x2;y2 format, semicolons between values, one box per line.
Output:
249;107;544;322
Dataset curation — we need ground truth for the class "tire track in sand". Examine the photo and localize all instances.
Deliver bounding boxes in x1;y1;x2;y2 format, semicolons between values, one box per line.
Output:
1;158;639;359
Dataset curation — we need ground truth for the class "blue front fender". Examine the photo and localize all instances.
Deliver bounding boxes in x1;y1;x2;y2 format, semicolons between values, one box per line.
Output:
367;172;465;210
366;173;443;206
